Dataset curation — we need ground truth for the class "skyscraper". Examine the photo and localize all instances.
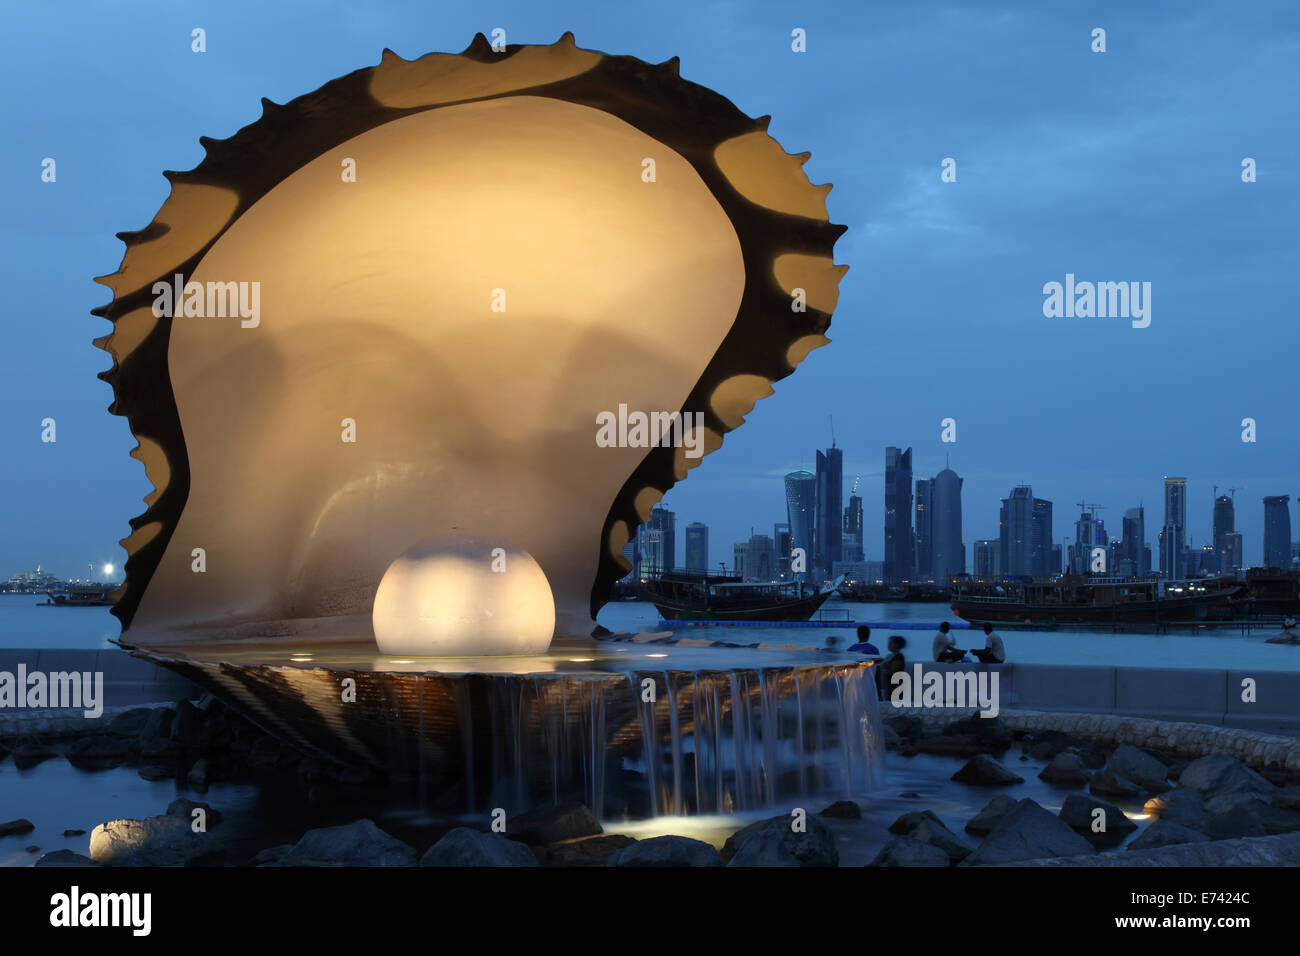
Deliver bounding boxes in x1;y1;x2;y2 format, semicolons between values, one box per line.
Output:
931;467;965;581
842;494;864;562
914;477;933;580
784;470;816;584
684;522;709;572
637;504;676;574
1162;477;1187;578
1121;506;1146;578
884;447;914;583
774;522;792;580
815;445;843;579
1213;495;1235;575
1264;496;1292;569
999;485;1052;578
973;539;998;579
739;533;777;582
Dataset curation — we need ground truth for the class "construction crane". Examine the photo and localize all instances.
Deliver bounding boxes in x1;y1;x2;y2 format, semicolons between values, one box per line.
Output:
1076;501;1107;516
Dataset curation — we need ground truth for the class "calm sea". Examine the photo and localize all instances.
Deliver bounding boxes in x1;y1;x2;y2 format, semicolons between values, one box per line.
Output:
2;594;1298;672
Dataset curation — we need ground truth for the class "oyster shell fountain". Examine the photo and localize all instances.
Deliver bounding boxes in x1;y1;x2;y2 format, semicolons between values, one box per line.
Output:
95;34;877;815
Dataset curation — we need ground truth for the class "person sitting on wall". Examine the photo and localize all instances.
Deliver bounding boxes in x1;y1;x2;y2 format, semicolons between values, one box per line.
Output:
848;625;880;655
932;621;964;663
876;635;907;698
970;622;1006;664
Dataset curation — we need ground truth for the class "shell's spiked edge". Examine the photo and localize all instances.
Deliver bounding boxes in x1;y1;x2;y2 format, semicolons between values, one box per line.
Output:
93;36;846;633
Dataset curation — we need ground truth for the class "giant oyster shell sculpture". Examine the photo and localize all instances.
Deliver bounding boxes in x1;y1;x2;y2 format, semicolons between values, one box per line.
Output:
94;34;847;648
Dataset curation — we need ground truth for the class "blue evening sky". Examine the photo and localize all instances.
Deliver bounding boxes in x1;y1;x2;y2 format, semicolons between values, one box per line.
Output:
1;0;1297;580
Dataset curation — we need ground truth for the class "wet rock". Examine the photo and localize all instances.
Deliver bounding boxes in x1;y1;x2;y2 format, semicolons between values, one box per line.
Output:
421;827;541;867
1089;768;1141;798
1202;792;1300;839
1139;746;1176;767
1143;788;1208;830
951;754;1024;786
277;819;416;867
1178;753;1274;801
11;737;57;770
33;849;100;867
725;814;838;867
90;806;222;866
888;809;944;836
166;798;222;827
607;835;723;867
1058;794;1138;848
1038;752;1092;787
63;829;86;837
542;834;637;866
910;818;972;864
819;800;861;819
897;742;918;757
186;758;210;789
965;795;1018;835
508;802;602;846
137;764;176;782
0;818;36;837
1105;744;1169;792
252;845;294;866
883;715;923;739
1023;730;1088;761
171;700;205;751
942;713;1011;752
962;799;1095;865
1127;819;1210;852
868;835;950;867
1272;786;1300;813
25;845;39;853
65;735;136;769
107;707;154;738
882;726;903;751
898;792;921;799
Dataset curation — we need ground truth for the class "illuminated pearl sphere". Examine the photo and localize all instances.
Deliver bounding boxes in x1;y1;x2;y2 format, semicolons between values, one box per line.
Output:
372;536;555;656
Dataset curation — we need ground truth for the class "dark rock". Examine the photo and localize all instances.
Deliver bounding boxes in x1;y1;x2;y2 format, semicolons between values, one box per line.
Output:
888;809;943;835
166;798;222;827
1038;752;1092;787
171;700;205;750
65;735;136;769
1023;730;1088;760
607;835;723;867
542;834;636;866
1272;786;1300;813
25;845;39;853
883;715;923;739
186;758;210;789
897;742;918;757
137;764;176;781
33;849;100;867
964;795;1018;835
508;802;602;846
1105;744;1169;792
0;818;36;837
421;827;541;867
107;707;154;738
1089;768;1141;797
251;845;293;866
898;792;921;799
914;735;988;757
818;800;861;819
1178;753;1274;801
961;799;1095;865
910;818;972;863
942;713;1011;751
882;726;903;750
11;737;57;770
951;754;1024;786
1139;746;1177;767
725;813;838;867
1202;792;1300;839
247;736;281;768
277;819;416;866
868;835;950;867
1127;819;1210;852
62;829;86;837
1058;794;1138;847
1143;788;1209;830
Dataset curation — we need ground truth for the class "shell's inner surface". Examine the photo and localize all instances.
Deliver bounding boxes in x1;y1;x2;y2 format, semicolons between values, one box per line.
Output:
129;95;745;643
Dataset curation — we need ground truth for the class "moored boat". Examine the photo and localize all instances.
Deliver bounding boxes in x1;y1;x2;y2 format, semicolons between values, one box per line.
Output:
641;569;835;622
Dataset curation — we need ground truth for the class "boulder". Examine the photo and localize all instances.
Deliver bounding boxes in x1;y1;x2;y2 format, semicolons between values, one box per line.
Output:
1038;752;1092;787
961;799;1095;865
1127;819;1210;852
818;800;861;819
1202;792;1300;840
65;735;136;769
107;707;154;738
138;708;177;757
1105;744;1169;792
941;713;1012;752
186;758;210;789
965;795;1018;835
171;700;205;750
11;738;57;770
0;818;36;837
166;798;222;826
33;850;100;867
910;818;972;863
1058;793;1138;847
62;829;86;837
951;754;1024;786
606;835;723;867
277;819;416;867
90;808;221;866
882;726;903;751
1272;786;1300;813
1178;753;1274;801
888;809;944;835
420;827;541;867
1143;788;1208;830
725;813;838;867
1023;730;1089;760
883;715;923;739
542;834;637;866
507;802;602;846
1089;768;1141;798
868;835;950;867
252;845;294;866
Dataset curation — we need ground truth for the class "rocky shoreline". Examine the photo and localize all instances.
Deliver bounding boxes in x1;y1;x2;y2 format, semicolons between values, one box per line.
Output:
4;698;1300;866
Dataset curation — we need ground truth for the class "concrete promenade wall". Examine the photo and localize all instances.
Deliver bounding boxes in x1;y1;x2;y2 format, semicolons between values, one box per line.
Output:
883;660;1300;734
